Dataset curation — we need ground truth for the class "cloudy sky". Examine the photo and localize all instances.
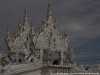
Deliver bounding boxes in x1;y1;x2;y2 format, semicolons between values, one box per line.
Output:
0;0;100;65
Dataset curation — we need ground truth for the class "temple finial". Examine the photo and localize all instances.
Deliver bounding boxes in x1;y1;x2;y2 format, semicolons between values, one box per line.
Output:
47;0;52;16
24;5;28;21
7;27;10;36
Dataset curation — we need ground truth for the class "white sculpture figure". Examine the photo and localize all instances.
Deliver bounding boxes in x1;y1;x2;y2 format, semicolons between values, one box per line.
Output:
28;55;34;62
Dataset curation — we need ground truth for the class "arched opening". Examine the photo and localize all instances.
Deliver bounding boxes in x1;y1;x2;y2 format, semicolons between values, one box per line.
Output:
19;59;22;63
52;51;60;65
19;54;25;63
43;50;47;64
30;59;33;62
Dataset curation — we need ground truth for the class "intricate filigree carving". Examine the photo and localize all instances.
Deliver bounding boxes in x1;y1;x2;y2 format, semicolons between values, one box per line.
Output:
66;48;74;65
4;2;71;67
0;52;10;66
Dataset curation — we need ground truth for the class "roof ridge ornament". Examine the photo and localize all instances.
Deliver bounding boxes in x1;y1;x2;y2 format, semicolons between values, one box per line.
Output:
31;21;34;29
30;21;35;35
18;20;22;29
5;27;11;41
7;27;10;36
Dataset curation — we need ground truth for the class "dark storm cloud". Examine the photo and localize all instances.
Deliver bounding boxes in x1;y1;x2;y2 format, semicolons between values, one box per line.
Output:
52;0;100;48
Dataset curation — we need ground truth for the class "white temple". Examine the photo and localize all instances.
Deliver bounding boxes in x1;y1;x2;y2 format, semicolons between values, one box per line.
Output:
0;1;96;75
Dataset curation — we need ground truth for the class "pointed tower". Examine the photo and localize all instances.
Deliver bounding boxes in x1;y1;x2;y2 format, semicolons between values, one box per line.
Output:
18;6;30;33
4;6;36;63
42;0;57;28
21;6;30;32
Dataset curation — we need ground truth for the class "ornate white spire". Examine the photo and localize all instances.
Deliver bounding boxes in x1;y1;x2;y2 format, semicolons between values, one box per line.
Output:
46;0;53;19
42;0;55;26
23;6;28;22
